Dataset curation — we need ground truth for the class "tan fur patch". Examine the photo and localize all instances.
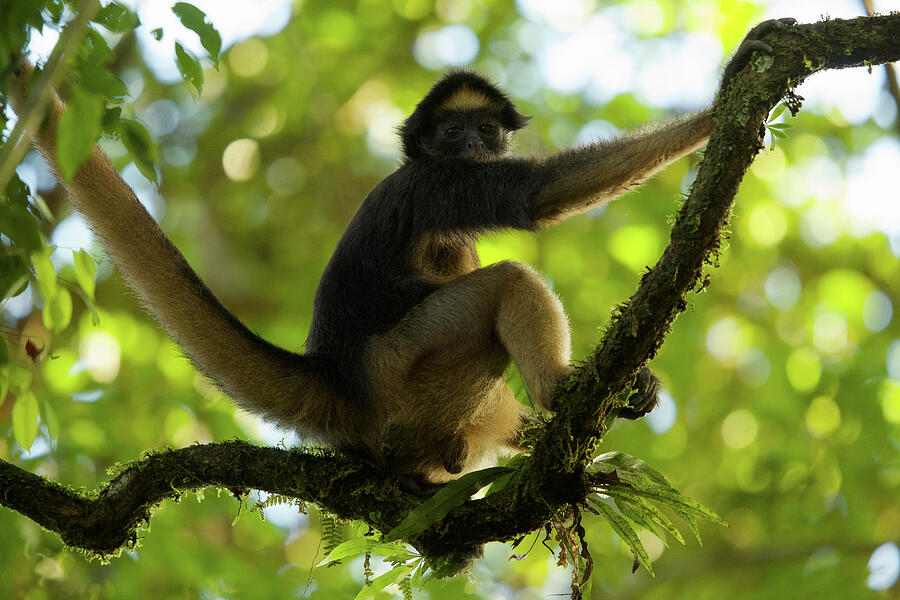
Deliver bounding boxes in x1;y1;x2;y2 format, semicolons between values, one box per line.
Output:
364;260;573;481
439;86;501;114
410;233;480;284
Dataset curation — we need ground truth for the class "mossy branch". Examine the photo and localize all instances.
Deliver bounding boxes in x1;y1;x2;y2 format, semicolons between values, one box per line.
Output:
1;13;898;574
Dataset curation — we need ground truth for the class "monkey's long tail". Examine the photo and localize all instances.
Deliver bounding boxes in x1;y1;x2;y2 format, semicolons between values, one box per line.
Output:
8;65;345;440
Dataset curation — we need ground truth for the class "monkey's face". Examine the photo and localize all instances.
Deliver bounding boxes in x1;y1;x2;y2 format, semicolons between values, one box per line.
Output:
427;111;510;161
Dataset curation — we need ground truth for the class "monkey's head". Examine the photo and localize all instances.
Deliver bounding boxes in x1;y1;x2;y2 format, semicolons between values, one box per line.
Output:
399;71;529;162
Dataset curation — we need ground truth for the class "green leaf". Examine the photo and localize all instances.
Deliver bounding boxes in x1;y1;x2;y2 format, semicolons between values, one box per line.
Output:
151;28;163;41
75;61;128;99
29;194;54;222
592;451;671;487
172;2;222;61
503;362;533;406
79;28;113;64
0;255;29;299
175;42;204;93
354;564;416;600
591;499;653;575
41;398;59;440
73;250;97;299
0;202;42;252
12;391;39;451
613;497;662;543
580;572;592;599
45;0;64;22
410;561;426;588
383;466;513;543
398;576;413;600
631;484;727;527
43;287;73;332
671;508;703;545
71;284;100;326
94;2;137;33
31;247;57;300
769;103;786;120
8;365;32;394
486;458;522;495
4;171;30;202
57;88;105;180
117;118;158;183
102;107;122;134
318;539;411;567
636;497;686;546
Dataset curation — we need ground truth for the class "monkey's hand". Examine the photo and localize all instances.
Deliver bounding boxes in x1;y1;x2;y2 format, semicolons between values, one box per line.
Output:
720;18;797;92
618;367;661;420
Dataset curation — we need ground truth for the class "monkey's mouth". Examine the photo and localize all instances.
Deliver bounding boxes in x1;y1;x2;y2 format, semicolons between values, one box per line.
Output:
458;150;493;162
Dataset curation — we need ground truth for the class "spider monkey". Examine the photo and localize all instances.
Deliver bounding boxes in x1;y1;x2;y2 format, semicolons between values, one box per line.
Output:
7;18;794;483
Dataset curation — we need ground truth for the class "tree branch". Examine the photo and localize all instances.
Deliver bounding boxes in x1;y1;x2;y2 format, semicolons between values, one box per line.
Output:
2;13;898;574
0;441;419;555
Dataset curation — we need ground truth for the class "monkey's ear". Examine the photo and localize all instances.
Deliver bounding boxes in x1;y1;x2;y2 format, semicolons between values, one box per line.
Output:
398;115;426;161
503;109;530;132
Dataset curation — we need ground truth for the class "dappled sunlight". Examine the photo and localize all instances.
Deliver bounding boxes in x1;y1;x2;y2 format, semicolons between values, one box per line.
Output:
79;330;121;383
846;138;900;238
868;542;900;591
222;138;261;181
414;24;480;69
721;409;759;450
805;395;841;438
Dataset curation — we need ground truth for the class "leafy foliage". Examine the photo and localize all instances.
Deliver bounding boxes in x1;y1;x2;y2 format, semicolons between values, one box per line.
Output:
587;451;727;574
383;467;513;543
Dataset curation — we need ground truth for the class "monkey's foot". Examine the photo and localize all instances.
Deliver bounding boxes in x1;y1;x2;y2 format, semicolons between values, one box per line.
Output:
721;17;797;90
618;367;660;420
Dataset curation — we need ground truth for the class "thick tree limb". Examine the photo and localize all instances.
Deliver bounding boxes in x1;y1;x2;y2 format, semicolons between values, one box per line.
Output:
1;14;898;574
0;441;418;555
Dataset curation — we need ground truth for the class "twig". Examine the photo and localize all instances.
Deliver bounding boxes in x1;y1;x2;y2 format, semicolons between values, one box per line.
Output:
859;0;900;133
0;0;100;193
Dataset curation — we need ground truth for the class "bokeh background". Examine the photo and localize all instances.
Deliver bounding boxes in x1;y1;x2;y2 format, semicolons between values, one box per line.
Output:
2;0;899;598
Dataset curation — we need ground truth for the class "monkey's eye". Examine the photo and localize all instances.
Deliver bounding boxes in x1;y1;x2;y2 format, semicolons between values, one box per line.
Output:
478;122;497;134
444;126;463;138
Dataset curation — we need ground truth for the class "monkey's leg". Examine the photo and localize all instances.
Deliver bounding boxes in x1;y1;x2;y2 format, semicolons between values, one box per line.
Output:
366;261;572;477
491;261;573;410
371;260;571;411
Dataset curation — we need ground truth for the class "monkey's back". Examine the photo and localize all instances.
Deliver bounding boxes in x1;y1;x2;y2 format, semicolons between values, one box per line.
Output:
307;172;438;396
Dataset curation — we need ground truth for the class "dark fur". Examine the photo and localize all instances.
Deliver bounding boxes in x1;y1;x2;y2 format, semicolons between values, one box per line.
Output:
398;70;529;160
308;157;542;385
307;71;683;474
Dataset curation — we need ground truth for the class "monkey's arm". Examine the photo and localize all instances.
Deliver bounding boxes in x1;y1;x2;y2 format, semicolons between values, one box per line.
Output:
9;66;342;436
528;18;796;229
529;109;713;228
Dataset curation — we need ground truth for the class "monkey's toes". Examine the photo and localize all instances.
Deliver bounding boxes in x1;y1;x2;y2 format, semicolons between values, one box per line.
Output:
618;367;661;420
